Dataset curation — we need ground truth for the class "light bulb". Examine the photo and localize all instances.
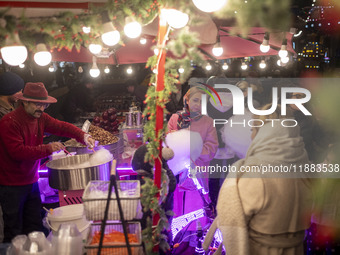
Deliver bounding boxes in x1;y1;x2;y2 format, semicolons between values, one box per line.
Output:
34;43;52;66
241;62;248;70
205;63;212;71
212;43;223;57
153;69;158;74
124;18;142;38
90;60;100;78
104;66;110;73
162;9;189;29
89;44;102;55
154;48;159;56
48;65;55;72
82;26;91;33
278;44;288;58
281;56;289;64
222;63;228;70
259;60;266;69
101;22;120;46
126;66;133;74
277;59;282;66
192;0;227;13
260;44;270;53
78;66;83;73
260;32;270;53
178;67;184;73
140;37;147;45
1;33;28;66
19;63;25;68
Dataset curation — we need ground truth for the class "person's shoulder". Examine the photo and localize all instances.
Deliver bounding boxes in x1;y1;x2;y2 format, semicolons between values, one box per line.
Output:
200;115;214;123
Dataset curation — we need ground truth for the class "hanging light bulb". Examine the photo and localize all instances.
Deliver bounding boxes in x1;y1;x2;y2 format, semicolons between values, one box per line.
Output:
19;63;25;68
153;68;158;74
140;37;147;45
82;26;91;34
89;44;102;55
101;21;120;46
48;64;55;72
124;17;142;38
78;66;83;73
104;66;110;73
126;66;133;74
162;9;189;29
154;48;159;56
278;39;288;58
192;0;227;13
178;67;185;73
259;60;266;69
212;42;223;57
0;32;28;66
281;56;289;64
205;63;212;71
89;57;100;78
34;43;52;66
241;62;248;70
222;62;228;70
276;59;286;66
260;32;270;53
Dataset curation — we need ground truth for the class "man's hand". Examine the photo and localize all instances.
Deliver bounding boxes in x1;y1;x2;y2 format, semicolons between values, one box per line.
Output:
50;142;65;152
84;134;96;148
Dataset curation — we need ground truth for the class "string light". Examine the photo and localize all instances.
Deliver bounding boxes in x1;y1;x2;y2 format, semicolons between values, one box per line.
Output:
34;43;52;66
278;39;288;58
1;32;28;66
19;63;25;68
241;62;248;70
140;37;147;45
89;57;100;78
124;17;142;38
178;67;185;73
82;26;91;33
104;66;110;73
101;21;120;46
89;44;102;55
259;60;266;69
162;9;189;29
192;0;227;13
48;64;55;72
260;32;270;53
222;62;228;70
126;66;133;74
205;63;212;71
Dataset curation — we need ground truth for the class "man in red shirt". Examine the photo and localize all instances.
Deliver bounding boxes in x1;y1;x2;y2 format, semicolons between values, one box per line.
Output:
0;82;95;242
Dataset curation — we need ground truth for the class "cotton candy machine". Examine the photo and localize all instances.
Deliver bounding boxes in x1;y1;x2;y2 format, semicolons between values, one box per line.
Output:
47;153;113;206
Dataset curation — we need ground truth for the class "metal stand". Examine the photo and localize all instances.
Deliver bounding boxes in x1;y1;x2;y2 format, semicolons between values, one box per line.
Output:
97;173;132;255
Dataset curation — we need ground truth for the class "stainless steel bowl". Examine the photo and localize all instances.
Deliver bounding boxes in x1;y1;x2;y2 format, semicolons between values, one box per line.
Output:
47;154;112;191
66;141;118;155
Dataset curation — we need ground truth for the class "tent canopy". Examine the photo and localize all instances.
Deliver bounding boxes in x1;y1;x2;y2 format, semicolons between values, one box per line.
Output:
0;1;295;64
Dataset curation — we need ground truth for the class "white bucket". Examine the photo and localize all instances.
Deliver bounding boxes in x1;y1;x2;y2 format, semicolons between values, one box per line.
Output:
46;204;90;239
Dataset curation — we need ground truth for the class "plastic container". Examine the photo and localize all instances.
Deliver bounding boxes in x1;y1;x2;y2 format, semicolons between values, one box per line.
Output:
51;223;83;255
85;222;142;255
46;204;90;239
82;180;141;221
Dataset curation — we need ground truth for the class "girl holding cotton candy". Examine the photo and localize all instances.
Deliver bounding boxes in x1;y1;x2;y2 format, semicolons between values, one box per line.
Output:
166;86;218;252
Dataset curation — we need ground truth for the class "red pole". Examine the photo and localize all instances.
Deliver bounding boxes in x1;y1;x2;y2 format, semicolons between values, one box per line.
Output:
152;11;167;252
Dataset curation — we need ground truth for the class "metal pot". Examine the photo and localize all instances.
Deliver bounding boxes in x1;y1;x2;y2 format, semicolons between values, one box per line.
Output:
47;154;112;191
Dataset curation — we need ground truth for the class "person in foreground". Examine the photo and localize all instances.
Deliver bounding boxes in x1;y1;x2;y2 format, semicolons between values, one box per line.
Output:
0;82;95;242
204;104;313;255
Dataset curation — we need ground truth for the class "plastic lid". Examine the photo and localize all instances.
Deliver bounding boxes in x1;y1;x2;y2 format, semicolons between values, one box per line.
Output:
47;204;84;222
